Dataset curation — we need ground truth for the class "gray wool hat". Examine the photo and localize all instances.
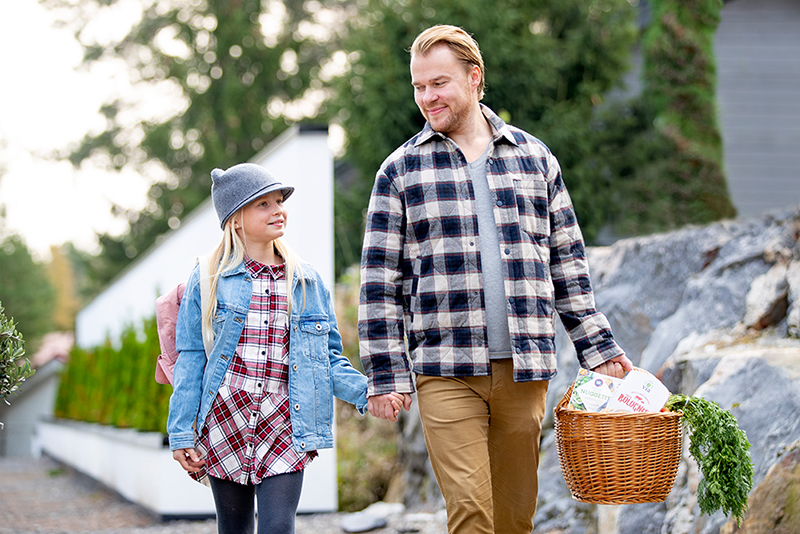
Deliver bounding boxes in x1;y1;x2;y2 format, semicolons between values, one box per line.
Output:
210;163;295;229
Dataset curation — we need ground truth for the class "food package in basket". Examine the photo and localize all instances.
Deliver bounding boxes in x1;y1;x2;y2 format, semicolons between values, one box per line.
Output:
567;368;620;411
604;370;670;413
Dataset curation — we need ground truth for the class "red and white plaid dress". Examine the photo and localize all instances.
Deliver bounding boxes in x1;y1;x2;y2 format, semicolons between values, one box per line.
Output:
191;258;315;485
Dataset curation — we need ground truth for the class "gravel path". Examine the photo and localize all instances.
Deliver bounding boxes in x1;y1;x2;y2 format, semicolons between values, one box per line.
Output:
0;456;447;534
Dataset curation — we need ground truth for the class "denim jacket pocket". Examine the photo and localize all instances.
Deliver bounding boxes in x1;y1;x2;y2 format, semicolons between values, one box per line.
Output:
298;317;331;361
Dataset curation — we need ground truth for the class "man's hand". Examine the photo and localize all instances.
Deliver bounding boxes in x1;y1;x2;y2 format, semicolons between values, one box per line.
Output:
172;448;206;473
592;354;634;379
368;392;413;422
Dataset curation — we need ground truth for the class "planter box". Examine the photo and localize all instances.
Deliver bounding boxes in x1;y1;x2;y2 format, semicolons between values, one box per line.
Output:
36;419;338;518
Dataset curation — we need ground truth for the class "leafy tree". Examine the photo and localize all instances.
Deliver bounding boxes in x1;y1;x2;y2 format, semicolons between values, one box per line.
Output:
42;0;354;287
332;0;640;264
0;234;55;346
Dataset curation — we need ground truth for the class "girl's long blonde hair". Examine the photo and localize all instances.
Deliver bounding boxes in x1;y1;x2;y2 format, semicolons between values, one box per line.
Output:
200;210;306;349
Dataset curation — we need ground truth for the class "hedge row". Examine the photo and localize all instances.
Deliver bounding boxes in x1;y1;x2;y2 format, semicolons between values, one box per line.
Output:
54;317;171;433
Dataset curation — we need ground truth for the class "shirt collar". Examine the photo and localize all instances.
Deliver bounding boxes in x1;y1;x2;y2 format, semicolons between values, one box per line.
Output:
414;104;519;148
244;255;286;280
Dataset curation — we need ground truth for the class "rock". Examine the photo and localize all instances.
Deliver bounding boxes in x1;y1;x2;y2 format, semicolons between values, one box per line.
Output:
719;440;800;534
787;261;800;337
341;501;409;533
360;501;406;518
341;512;388;533
743;262;789;329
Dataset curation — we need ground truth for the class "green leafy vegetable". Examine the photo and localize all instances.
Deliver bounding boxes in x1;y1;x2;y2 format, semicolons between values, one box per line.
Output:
666;394;754;526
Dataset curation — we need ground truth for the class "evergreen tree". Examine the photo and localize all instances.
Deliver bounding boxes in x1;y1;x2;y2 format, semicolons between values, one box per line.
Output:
595;0;736;236
0;234;55;346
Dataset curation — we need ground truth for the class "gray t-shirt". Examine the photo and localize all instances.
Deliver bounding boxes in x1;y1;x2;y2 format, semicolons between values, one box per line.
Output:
467;145;513;359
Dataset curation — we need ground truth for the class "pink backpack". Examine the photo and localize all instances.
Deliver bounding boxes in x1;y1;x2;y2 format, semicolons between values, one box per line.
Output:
155;256;213;385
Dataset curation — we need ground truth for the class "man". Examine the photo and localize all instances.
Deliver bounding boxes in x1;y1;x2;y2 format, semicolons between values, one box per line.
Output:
358;24;632;534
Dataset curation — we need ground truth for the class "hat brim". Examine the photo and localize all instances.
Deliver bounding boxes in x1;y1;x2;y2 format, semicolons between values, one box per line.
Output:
221;184;295;228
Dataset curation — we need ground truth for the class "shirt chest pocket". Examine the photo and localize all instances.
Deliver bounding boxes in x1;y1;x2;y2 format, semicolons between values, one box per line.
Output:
513;178;550;241
297;319;330;361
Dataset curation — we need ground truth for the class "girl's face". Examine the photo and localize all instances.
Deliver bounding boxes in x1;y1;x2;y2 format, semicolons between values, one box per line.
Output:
233;190;287;246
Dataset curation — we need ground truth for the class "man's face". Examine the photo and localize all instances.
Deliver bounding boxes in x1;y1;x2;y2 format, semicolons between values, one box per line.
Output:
411;45;480;135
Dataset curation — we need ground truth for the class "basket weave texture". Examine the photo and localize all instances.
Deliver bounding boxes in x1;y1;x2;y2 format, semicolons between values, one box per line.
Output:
554;370;683;504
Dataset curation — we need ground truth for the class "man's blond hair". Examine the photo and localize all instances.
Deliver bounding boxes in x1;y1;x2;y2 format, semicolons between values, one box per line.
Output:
410;25;485;100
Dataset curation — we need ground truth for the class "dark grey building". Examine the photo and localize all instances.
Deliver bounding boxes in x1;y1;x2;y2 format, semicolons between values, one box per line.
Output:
716;0;800;216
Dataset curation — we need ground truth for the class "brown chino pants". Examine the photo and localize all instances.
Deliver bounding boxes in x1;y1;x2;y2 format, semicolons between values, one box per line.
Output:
416;359;549;534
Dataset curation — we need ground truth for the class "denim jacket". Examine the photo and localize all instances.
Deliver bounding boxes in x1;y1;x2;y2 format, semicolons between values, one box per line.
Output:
167;259;368;453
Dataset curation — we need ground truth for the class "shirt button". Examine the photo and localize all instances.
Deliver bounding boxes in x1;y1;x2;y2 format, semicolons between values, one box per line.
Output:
504;248;511;255
469;242;474;246
496;200;503;206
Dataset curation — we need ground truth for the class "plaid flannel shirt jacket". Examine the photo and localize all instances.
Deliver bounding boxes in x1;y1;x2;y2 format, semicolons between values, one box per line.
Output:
358;105;624;396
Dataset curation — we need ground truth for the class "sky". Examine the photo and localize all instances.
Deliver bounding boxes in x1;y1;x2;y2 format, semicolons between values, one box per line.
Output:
0;0;154;259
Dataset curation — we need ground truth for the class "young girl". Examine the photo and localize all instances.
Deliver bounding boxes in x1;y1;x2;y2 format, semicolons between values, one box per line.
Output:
167;163;394;534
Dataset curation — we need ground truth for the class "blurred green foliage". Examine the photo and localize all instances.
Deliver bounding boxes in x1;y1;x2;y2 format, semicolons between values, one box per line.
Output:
45;0;735;283
0;234;55;345
54;318;171;432
598;0;735;235
333;0;640;269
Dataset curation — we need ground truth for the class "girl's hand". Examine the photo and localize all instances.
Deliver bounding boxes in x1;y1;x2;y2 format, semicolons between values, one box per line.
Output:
173;448;206;472
368;392;412;422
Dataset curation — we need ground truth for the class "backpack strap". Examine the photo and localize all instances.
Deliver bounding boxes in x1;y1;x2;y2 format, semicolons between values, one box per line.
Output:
197;255;213;359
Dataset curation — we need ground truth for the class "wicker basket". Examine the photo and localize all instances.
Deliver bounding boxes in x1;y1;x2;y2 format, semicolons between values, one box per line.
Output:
553;370;683;504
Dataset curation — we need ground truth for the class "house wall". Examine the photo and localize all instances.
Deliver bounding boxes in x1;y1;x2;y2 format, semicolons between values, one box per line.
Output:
0;360;63;457
715;0;800;216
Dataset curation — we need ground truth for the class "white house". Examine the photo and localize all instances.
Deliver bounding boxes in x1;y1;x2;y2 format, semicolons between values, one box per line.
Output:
39;124;341;517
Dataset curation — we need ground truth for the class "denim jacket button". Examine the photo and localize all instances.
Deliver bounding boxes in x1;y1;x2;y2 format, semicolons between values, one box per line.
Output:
293;364;298;371
300;442;306;448
316;323;322;331
294;403;300;411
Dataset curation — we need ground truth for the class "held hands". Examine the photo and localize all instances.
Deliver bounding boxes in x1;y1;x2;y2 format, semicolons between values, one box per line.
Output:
368;392;413;422
172;448;206;473
591;354;634;379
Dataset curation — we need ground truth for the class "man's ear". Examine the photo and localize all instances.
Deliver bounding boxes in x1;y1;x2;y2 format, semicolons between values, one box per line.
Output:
469;64;482;92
